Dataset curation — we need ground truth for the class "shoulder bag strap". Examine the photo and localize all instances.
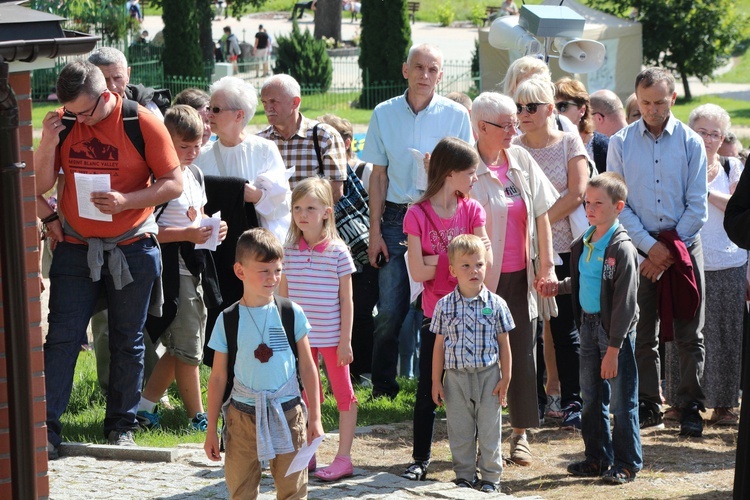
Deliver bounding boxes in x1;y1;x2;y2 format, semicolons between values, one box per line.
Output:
312;123;325;177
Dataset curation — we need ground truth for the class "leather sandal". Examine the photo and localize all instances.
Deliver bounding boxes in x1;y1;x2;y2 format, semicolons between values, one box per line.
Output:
400;460;429;481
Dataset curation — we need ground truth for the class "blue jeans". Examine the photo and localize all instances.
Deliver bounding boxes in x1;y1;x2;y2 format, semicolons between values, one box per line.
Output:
399;300;422;378
45;238;160;445
579;313;642;472
371;205;411;396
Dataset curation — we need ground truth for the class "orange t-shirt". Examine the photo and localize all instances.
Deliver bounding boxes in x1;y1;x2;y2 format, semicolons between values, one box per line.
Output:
56;94;179;238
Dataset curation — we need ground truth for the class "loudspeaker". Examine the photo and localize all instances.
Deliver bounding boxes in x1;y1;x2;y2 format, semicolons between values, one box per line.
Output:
488;16;542;56
553;38;605;73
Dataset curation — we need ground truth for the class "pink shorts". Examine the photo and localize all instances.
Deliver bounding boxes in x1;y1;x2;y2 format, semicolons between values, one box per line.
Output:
305;346;358;412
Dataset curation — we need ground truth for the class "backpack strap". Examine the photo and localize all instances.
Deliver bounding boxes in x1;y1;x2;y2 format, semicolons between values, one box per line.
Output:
720;156;731;177
122;99;146;160
274;294;302;391
312;123;324;177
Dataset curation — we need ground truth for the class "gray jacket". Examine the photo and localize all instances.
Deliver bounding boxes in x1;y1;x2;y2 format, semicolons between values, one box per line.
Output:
559;223;639;349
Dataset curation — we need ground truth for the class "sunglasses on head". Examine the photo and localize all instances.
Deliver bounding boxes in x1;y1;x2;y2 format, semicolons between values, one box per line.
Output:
516;102;547;115
555;101;579;113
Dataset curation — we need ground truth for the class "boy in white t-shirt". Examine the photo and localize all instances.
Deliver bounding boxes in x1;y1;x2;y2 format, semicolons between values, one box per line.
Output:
137;105;227;431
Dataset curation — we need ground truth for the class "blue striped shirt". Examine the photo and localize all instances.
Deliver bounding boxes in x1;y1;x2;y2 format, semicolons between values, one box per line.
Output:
431;286;515;370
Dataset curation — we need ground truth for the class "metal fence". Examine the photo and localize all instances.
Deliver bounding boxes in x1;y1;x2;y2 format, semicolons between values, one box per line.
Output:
31;50;477;109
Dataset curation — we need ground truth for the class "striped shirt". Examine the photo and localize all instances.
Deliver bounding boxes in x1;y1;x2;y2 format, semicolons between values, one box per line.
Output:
283;238;355;347
257;115;348;189
431;286;515;370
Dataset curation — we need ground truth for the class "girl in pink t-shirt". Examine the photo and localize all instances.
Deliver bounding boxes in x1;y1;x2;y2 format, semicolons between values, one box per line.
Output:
279;177;356;482
401;137;491;480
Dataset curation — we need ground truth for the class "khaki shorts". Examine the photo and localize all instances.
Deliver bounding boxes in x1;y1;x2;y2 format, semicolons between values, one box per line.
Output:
161;274;206;365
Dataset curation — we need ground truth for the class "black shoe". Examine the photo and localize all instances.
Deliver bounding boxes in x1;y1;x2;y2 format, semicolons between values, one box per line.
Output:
370;390;397;401
453;477;473;488
47;441;59;461
401;460;429;481
477;480;498;493
639;402;665;430
567;459;605;477
679;404;704;437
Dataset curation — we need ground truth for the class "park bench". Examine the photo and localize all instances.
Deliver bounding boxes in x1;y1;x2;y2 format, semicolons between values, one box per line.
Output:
407;1;420;24
483;6;501;26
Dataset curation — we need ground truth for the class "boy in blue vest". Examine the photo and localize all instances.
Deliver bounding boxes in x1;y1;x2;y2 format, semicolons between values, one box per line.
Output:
204;228;323;498
539;172;642;484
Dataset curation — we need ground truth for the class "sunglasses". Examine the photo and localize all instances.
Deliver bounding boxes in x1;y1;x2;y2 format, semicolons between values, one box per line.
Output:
209;106;239;114
555;101;579;113
516;102;547;115
484;119;520;133
64;92;104;117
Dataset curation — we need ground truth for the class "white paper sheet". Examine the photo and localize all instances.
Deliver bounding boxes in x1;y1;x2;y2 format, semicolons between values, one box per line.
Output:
408;148;428;191
285;435;324;477
195;211;222;251
74;172;112;222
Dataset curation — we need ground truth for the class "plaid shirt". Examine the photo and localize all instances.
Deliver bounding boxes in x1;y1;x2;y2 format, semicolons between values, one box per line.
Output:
257;115;348;189
431;286;515;370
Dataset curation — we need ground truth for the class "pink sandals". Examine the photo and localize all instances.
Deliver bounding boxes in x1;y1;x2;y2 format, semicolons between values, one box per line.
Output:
313;455;354;482
308;454;316;472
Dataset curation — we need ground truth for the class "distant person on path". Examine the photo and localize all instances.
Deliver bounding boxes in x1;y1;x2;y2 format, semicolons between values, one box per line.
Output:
431;234;513;493
360;43;472;405
223;26;241;74
540;173;643;485
253;24;271;78
290;0;317;20
129;0;143;22
203;228;323;498
500;0;519;16
36;61;182;455
607;67;708;437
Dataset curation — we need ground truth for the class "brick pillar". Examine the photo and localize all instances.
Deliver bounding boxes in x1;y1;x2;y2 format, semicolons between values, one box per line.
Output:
0;70;50;499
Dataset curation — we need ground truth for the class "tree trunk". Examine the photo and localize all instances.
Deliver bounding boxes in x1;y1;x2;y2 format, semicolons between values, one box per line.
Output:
678;64;692;101
314;0;342;42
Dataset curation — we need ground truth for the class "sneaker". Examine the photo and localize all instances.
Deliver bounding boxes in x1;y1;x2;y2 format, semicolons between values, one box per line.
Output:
107;430;137;446
546;394;563;419
639;402;665;430
401;460;429;481
191;412;208;431
568;459;605;477
136;409;161;430
509;434;532;466
679;404;704;437
561;402;582;431
47;441;59;461
477;480;498;493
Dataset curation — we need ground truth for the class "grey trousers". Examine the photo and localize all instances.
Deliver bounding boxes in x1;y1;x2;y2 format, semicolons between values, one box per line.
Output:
636;237;706;409
444;364;504;484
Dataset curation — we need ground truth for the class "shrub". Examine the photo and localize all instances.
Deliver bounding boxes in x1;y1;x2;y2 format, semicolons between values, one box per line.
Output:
274;21;333;93
470;4;485;27
437;2;455;27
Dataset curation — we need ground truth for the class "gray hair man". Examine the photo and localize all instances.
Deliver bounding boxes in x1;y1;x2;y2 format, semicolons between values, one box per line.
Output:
589;89;628;137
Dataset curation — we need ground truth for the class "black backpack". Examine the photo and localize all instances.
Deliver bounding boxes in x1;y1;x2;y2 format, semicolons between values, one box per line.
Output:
59;98;145;159
220;295;300;404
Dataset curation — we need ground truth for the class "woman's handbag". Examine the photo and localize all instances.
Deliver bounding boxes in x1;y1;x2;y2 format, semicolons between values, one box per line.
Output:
312;124;371;266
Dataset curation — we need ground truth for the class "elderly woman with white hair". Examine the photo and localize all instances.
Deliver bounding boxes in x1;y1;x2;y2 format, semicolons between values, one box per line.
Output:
470;91;558;466
664;104;746;426
193;76;291;241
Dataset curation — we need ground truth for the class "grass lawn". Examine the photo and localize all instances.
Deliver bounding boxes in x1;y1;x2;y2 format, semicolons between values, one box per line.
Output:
60;349;439;448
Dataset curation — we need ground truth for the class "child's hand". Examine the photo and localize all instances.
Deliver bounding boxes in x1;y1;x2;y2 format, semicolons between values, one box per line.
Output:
218;220;228;242
204;432;222;462
601;347;619;380
336;341;353;367
188;225;212;244
432;381;444;406
493;378;509;407
307;416;324;445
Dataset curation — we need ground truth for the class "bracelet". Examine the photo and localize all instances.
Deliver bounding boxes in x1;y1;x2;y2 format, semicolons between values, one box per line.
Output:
41;212;59;224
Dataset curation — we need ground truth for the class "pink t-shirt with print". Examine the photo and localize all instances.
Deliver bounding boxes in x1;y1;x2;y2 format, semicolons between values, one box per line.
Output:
487;161;528;273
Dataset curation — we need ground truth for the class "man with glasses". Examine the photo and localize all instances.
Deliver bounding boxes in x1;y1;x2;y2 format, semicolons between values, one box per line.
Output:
608;67;708;437
590;90;628;137
258;74;347;199
35;61;182;456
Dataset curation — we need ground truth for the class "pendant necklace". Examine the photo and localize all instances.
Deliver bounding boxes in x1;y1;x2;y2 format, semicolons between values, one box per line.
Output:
241;299;273;363
184;168;198;222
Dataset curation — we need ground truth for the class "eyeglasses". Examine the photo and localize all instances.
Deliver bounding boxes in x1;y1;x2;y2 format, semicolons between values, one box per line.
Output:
696;129;723;142
516;102;547;115
63;92;104;117
555;101;579;113
483;119;519;133
209;106;239;114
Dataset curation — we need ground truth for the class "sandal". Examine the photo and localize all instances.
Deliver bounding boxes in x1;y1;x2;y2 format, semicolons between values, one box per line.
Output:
308;454;316;472
711;408;739;426
567;459;604;477
453;478;473;488
602;466;635;484
314;455;353;482
401;460;429;481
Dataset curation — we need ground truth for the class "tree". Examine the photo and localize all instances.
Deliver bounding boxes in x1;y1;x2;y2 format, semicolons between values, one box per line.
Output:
358;0;412;108
275;21;333;92
586;0;744;99
161;0;203;78
314;0;342;43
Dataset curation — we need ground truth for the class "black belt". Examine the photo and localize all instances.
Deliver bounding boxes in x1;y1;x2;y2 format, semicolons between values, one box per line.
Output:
582;311;601;321
384;201;408;210
230;396;301;415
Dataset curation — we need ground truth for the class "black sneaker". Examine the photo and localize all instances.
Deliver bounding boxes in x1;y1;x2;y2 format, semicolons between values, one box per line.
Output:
561;402;582;431
639;402;665;430
679;404;704;437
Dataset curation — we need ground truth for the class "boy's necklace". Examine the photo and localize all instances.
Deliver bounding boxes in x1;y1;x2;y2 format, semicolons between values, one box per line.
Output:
184;167;198;222
241;299;273;363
